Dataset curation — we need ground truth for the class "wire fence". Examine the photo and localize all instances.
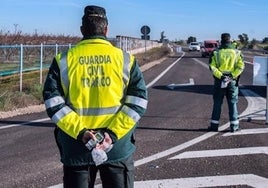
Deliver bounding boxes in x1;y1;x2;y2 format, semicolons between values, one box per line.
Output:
0;36;161;92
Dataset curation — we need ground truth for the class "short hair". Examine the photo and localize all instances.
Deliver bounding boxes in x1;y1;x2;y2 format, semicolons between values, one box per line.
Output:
82;5;108;36
221;33;231;44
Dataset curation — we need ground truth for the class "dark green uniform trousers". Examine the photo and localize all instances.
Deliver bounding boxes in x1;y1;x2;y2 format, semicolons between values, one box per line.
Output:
211;78;239;128
63;154;134;188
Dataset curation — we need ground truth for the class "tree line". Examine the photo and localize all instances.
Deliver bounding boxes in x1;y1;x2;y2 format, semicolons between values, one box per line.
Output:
0;30;81;45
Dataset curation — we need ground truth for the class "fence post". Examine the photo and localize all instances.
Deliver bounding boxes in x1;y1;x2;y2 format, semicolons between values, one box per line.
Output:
55;44;58;55
40;43;43;84
19;44;23;92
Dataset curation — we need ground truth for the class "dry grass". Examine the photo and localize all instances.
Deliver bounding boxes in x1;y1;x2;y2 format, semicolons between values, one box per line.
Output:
135;46;171;67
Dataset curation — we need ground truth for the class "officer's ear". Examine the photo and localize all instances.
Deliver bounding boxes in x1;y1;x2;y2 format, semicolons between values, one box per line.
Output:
104;26;108;36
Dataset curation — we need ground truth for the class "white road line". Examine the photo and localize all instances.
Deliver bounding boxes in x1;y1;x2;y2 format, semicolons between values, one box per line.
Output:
169;147;268;160
239;89;266;120
146;52;185;88
134;131;219;166
167;78;194;89
134;174;268;188
0;117;50;129
192;58;209;69
223;128;268;136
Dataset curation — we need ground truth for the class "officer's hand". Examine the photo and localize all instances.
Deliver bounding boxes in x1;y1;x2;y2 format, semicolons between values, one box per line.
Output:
96;132;113;152
221;75;226;81
82;130;95;144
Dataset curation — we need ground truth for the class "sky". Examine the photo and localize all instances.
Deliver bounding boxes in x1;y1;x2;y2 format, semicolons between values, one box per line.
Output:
0;0;267;42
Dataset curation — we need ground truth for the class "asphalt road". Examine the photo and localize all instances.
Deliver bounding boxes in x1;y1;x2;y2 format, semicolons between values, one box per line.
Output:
0;48;268;188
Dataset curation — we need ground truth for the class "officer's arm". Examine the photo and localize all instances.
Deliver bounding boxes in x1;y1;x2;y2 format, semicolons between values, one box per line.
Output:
125;59;148;116
106;58;148;140
209;52;222;79
232;52;245;79
43;58;85;140
43;58;66;118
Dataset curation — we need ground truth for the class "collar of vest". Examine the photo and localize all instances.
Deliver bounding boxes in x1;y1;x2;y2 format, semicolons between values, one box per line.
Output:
82;35;106;40
219;43;234;49
79;37;111;46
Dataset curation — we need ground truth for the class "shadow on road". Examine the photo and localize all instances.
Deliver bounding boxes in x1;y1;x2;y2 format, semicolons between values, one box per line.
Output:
0;120;54;127
152;84;266;97
137;125;209;133
153;84;213;95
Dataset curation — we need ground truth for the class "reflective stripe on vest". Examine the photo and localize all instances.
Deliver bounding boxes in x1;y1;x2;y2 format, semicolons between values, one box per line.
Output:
51;103;142;125
215;50;220;68
52;106;72;123
49;95;147;120
44;96;65;109
125;95;148;109
73;95;147;116
59;51;69;94
121;105;141;122
51;97;146;122
75;106;120;116
122;51;130;88
210;119;219;124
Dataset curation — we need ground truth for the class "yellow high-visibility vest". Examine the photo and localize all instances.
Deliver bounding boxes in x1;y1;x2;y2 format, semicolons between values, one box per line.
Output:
210;48;244;79
45;39;147;139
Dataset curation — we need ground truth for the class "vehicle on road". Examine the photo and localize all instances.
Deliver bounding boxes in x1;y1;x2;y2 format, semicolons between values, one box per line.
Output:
201;40;219;57
188;42;201;51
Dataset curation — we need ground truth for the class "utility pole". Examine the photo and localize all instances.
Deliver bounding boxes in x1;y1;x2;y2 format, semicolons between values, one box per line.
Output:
14;24;18;34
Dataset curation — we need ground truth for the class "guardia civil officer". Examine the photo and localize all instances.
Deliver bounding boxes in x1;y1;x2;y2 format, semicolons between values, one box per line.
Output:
209;33;244;132
43;5;148;188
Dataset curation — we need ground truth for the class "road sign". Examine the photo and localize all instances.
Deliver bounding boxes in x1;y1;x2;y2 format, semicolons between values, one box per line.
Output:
253;56;268;86
141;35;150;40
140;25;150;53
252;56;268;123
141;25;150;35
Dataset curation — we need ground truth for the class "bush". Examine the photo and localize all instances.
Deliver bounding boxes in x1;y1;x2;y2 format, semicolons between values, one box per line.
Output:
135;46;171;66
0;91;40;111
